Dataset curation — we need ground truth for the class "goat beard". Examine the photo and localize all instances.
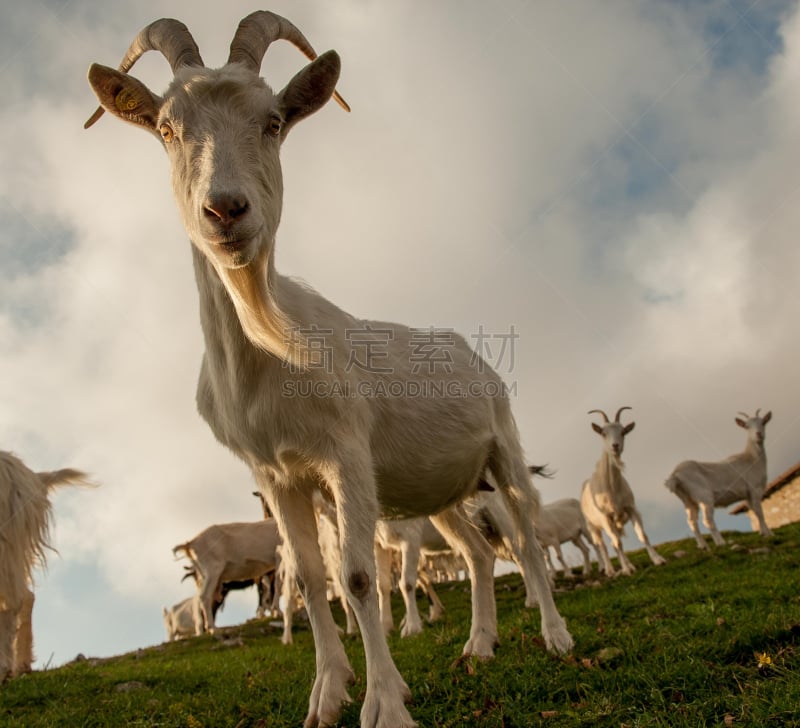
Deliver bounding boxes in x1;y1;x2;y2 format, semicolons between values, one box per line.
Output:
216;246;307;367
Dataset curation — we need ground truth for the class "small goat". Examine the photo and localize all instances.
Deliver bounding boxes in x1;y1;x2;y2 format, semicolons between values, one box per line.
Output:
173;519;281;634
665;409;773;548
580;408;665;576
86;12;571;726
535;498;599;578
0;451;93;680
163;595;201;641
182;565;274;620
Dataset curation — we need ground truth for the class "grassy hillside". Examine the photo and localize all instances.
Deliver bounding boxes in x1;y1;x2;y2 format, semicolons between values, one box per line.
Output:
2;525;800;727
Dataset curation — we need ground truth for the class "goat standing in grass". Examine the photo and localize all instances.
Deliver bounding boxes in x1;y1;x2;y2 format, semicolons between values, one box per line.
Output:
535;498;599;579
85;12;571;727
581;408;665;576
665;409;772;549
0;451;93;681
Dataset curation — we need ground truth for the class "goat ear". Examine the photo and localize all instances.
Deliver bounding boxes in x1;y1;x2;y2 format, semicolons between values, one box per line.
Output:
762;410;772;424
735;417;747;429
86;64;161;133
623;422;635;435
277;50;342;137
591;422;603;435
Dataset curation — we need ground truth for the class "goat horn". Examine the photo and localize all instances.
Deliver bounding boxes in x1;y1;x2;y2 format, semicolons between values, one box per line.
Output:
587;409;610;424
755;408;761;418
227;10;350;112
614;406;633;423
84;18;204;129
737;411;751;419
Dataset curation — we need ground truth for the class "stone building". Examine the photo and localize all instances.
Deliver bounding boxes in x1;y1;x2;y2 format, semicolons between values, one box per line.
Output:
730;462;800;530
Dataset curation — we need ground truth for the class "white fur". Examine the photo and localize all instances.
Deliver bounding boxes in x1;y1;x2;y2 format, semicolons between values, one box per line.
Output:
665;410;772;548
0;451;93;680
173;520;281;634
535;498;599;578
580;410;665;576
163;595;202;641
87;15;572;726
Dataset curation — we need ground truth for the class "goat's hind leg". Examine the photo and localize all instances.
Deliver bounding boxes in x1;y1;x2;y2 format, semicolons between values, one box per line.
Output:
262;483;356;728
700;502;726;547
0;606;17;682
492;454;573;654
629;507;666;566
431;505;498;658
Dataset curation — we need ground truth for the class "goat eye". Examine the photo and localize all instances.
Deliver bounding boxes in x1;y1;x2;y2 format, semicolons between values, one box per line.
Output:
159;124;175;143
265;116;282;137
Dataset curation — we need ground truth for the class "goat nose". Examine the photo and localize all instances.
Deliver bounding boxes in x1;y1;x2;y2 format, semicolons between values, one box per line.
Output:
203;194;250;226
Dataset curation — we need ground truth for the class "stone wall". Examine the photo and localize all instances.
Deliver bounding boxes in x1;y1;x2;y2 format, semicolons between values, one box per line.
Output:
747;475;800;530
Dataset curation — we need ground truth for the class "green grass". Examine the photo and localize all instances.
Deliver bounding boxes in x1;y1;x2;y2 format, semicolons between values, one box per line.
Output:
3;525;800;727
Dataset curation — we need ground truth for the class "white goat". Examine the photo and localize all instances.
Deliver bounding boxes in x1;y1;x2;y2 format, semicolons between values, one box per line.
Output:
173;519;281;634
374;517;452;637
0;451;93;680
665;409;773;549
86;12;571;727
535;498;598;578
163;595;201;641
580;408;665;576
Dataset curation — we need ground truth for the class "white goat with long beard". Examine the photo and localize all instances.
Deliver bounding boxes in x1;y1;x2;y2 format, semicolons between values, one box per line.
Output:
665;409;773;549
85;12;571;727
580;408;665;576
0;451;93;681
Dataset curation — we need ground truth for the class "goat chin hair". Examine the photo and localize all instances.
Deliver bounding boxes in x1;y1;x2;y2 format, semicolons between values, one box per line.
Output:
217;251;307;366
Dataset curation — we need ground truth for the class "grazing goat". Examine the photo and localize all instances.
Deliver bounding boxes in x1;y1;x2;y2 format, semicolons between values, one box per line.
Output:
163;595;201;641
580;408;665;576
535;498;598;578
182;566;274;620
173;519;281;634
665;409;773;549
0;451;93;680
86;12;571;726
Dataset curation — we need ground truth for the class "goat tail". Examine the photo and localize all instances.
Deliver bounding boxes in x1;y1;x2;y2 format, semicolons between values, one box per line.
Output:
172;542;193;560
528;464;555;479
37;468;96;491
664;474;681;496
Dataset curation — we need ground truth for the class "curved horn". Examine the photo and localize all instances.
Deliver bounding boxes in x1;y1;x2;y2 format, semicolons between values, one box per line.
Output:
587;409;610;424
227;10;350;111
755;408;761;418
737;411;751;420
614;406;633;423
85;18;203;129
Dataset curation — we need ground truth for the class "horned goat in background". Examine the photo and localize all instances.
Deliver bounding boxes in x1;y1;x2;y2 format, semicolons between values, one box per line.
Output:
665;409;773;548
580;408;665;576
0;451;93;681
85;11;571;727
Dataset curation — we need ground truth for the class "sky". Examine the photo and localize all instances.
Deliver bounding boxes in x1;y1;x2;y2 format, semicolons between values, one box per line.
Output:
1;0;800;669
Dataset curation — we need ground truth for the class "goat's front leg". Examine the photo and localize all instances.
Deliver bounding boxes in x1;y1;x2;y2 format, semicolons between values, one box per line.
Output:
12;586;34;676
607;524;636;575
327;459;416;728
589;524;615;575
628;508;666;566
262;485;355;728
